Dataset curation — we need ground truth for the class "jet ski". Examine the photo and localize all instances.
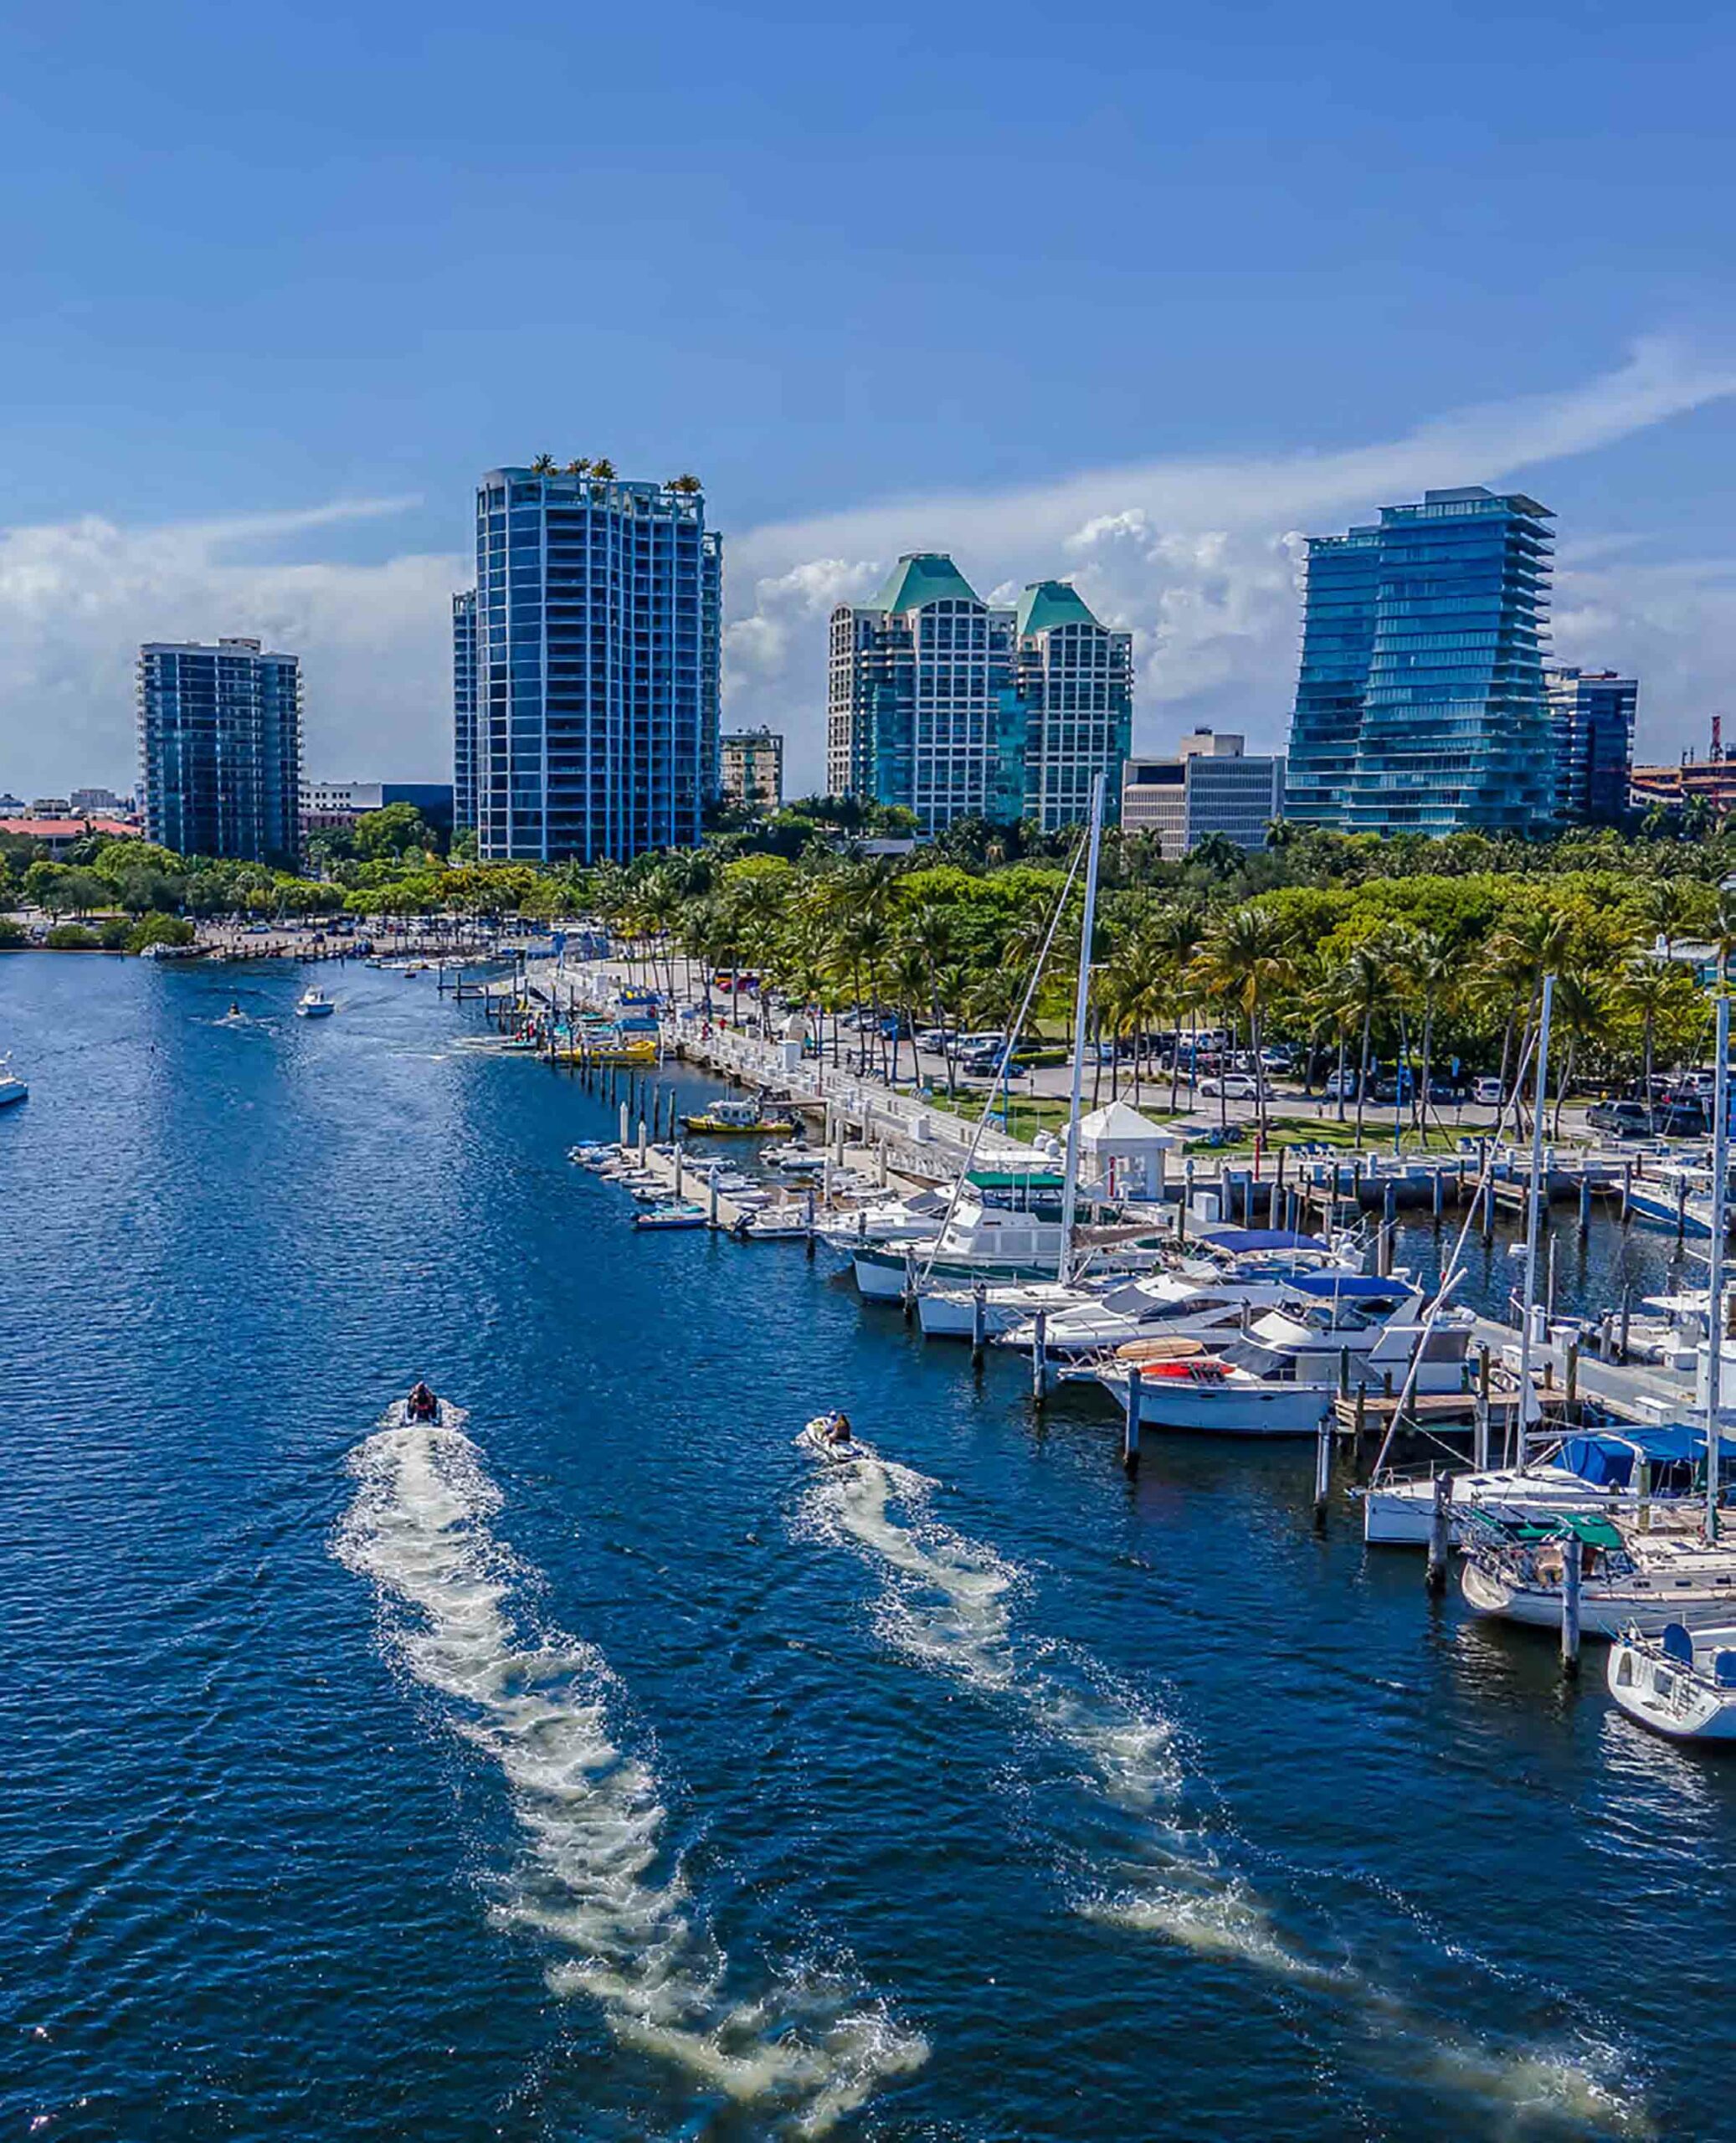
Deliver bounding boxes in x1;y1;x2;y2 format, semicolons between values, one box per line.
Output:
798;1411;861;1461
404;1382;440;1425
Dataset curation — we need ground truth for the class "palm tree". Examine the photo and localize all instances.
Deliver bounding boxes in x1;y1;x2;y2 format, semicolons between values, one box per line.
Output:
1637;876;1706;963
1397;925;1458;1141
530;452;557;475
1148;902;1207;1112
589;456;617;481
1484;905;1575;1115
1192;907;1295;1140
668;473;703;494
563;458;593;476
1712;884;1736;988
1549;967;1610;1137
1333;936;1398;1145
1618;958;1681;1132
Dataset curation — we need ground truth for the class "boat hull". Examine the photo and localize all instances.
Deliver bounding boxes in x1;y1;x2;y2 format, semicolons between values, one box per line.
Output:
1608;1639;1736;1740
1461;1558;1736;1637
1102;1375;1330;1437
854;1252;1057;1303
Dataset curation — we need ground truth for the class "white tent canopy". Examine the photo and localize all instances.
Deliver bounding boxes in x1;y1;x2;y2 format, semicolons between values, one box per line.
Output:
1071;1101;1180;1199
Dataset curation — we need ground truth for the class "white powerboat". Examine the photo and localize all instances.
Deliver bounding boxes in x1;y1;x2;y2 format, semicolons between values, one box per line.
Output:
1364;1424;1720;1546
1608;1621;1736;1741
295;988;336;1018
1083;1341;1337;1437
634;1204;708;1231
0;1056;27;1109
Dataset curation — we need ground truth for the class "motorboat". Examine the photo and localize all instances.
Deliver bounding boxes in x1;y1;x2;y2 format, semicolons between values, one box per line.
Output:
1069;1311;1470;1438
680;1098;796;1135
1608;1621;1736;1741
994;1265;1411;1359
0;1056;28;1109
737;1215;813;1241
1459;1510;1736;1637
816;1190;953;1250
1363;1424;1725;1547
295;988;336;1018
1082;1340;1337;1437
634;1204;709;1231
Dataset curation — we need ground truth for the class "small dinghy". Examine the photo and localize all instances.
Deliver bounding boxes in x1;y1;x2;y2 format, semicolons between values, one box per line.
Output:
1609;1621;1736;1743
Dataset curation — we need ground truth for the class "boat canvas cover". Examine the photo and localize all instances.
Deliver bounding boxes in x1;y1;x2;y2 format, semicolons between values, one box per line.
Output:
1559;1424;1706;1488
1200;1228;1328;1255
1286;1273;1404;1301
1501;1513;1626;1549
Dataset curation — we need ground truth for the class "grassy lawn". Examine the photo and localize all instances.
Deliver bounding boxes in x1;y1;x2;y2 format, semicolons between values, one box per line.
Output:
923;1091;1468;1154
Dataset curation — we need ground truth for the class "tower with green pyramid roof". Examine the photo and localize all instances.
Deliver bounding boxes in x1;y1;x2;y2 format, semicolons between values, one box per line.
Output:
828;556;1133;834
1014;581;1133;830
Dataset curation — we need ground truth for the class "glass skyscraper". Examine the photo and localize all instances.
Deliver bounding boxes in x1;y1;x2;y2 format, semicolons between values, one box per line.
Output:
136;637;302;861
1014;582;1133;831
1546;666;1636;825
1285;487;1556;836
451;589;477;835
464;467;722;862
827;555;1129;832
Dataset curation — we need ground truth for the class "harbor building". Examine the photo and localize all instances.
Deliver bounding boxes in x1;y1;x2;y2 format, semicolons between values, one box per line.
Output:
1285;487;1556;837
1545;666;1636;825
136;637;302;862
1014;582;1133;831
828;555;1129;833
1121;730;1286;856
452;589;477;835
468;465;722;863
720;727;784;813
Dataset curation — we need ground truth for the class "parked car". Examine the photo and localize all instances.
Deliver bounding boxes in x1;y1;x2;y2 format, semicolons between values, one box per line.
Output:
1472;1077;1505;1107
1323;1070;1360;1100
1369;1071;1416;1105
1199;1073;1259;1101
1587;1100;1656;1138
914;1029;953;1054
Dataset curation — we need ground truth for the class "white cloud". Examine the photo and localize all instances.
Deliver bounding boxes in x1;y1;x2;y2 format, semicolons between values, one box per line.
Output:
0;501;460;794
2;341;1734;799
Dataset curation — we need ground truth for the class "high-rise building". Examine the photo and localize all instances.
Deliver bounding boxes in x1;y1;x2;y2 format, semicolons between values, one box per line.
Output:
136;637;302;861
1014;583;1133;830
1285;487;1555;837
1121;730;1286;856
828;555;1128;832
470;466;722;862
1546;666;1636;825
452;589;478;835
720;727;783;813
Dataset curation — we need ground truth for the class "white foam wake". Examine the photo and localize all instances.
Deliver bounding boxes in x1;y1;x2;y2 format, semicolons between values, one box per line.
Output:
798;1436;1648;2133
337;1413;925;2135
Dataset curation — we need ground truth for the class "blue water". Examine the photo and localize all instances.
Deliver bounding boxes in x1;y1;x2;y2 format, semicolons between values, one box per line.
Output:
5;955;1733;2140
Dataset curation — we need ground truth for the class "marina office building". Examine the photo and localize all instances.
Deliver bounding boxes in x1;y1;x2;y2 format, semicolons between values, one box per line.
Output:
1284;486;1556;837
1121;730;1287;856
136;637;302;862
456;467;722;862
828;555;1132;833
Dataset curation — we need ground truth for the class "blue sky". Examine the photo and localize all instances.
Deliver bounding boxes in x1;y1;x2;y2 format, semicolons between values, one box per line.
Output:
3;0;1735;791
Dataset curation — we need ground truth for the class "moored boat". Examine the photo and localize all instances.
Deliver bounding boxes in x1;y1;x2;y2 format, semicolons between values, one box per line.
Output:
1459;1510;1736;1637
1608;1621;1736;1741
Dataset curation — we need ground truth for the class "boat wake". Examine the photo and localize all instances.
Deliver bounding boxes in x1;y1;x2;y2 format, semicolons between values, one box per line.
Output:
336;1411;925;2135
796;1433;1651;2135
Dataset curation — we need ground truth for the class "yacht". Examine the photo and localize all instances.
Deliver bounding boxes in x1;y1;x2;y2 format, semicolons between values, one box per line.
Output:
1459;1510;1736;1637
851;1193;1070;1303
995;1262;1408;1359
1608;1621;1736;1742
295;988;336;1019
1363;1424;1722;1546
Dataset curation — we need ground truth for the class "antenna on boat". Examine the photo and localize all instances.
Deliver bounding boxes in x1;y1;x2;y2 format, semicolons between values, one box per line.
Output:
1057;773;1106;1284
1509;972;1555;1471
1708;991;1729;1541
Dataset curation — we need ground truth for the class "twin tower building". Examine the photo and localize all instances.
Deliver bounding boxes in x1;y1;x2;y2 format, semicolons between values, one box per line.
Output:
451;465;1132;863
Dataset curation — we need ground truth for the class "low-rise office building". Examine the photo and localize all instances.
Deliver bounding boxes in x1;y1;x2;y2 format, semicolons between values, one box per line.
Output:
1121;731;1286;856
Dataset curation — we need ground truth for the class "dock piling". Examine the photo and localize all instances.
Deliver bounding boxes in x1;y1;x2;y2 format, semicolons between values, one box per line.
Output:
1621;1159;1633;1226
1312;1411;1331;1529
971;1282;987;1370
1425;1470;1451;1593
1474;1344;1491;1470
1124;1361;1141;1473
619;1099;629;1146
1560;1536;1583;1674
1031;1310;1049;1406
901;1250;917;1323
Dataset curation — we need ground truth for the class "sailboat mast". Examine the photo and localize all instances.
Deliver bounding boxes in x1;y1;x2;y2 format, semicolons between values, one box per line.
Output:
1058;773;1106;1282
1708;990;1729;1541
1511;970;1554;1470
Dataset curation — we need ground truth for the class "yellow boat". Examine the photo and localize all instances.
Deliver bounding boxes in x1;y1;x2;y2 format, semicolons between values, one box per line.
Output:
680;1099;797;1134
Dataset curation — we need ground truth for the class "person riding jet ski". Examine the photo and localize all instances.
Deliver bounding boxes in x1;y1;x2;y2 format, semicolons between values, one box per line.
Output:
406;1381;439;1423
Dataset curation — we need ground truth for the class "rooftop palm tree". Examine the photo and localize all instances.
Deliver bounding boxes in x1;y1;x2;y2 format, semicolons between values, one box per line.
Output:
530;452;557;475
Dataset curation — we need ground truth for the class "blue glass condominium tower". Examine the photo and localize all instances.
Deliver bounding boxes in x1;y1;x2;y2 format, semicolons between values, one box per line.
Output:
137;637;302;861
452;589;477;835
465;468;722;861
1286;488;1556;836
827;555;1130;832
